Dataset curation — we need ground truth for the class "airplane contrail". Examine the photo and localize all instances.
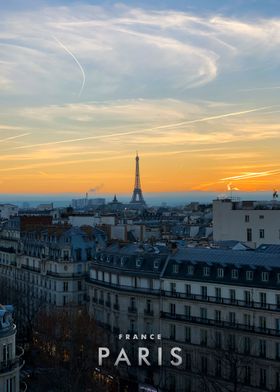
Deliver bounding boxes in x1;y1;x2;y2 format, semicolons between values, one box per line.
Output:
53;35;86;97
221;170;280;181
12;105;275;151
0;133;31;143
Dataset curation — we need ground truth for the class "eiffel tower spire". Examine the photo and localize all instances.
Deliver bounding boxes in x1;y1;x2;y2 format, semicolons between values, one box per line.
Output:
130;152;146;207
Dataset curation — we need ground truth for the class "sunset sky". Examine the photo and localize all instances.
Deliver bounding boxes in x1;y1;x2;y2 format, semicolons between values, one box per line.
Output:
1;0;280;195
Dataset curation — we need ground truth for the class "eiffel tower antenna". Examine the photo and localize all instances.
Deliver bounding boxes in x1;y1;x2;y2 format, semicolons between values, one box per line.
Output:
130;152;146;207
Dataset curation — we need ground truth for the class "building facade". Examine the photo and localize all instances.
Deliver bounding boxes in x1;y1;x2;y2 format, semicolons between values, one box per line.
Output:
213;199;280;248
86;244;280;392
0;305;24;392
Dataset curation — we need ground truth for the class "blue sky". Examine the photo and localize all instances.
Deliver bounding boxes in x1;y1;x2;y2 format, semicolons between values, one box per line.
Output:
0;0;280;195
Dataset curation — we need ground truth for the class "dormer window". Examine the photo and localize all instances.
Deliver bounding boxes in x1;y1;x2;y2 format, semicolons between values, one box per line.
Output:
277;273;280;283
120;257;125;266
187;265;194;275
173;264;179;274
261;271;269;282
136;258;142;268
231;269;238;279
246;271;253;281
217;268;224;278
154;260;160;269
203;267;210;277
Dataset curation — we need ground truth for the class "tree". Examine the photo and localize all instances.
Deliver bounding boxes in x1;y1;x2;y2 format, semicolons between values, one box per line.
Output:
33;307;119;392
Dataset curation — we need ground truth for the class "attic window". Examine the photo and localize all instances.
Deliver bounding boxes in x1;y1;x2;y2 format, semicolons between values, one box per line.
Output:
187;265;194;275
261;271;269;282
203;267;210;277
217;268;224;278
231;269;239;279
154;260;160;269
173;264;179;274
136;259;142;268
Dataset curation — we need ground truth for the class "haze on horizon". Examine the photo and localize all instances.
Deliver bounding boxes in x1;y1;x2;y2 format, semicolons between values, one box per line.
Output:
0;0;280;195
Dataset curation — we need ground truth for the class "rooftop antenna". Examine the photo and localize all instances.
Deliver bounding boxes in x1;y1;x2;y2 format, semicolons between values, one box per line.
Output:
273;189;278;200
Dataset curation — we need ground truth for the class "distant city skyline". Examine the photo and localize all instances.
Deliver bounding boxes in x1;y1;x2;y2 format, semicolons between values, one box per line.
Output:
1;0;280;193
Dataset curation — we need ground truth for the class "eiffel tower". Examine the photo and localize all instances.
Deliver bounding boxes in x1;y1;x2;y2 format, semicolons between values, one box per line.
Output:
130;152;146;207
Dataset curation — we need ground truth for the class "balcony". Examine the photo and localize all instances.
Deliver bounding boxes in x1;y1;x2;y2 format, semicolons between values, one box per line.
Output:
160;312;280;337
0;346;24;374
128;306;137;314
86;277;160;296
144;308;154;317
161;290;280;312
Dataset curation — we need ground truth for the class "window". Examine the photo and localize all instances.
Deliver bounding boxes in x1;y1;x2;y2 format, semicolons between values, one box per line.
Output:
146;299;152;313
259;340;267;357
185;352;191;369
201;356;208;373
259;215;264;219
276;318;280;332
201;286;208;299
136;258;142;267
217;268;224;278
200;308;207;320
153;260;159;269
187;265;194;275
259;229;265;239
170;282;176;294
215;287;222;301
173;264;179;274
260;368;266;387
244;314;251;327
203;266;210;276
185;305;191;319
185;284;191;296
77;281;82;291
245;215;250;222
229;289;236;303
215;310;221;322
247;228;252;242
276;294;280;308
185;327;191;343
244;337;251;354
244;366;251;384
200;329;207;346
276;342;280;359
215;331;222;348
246;271;253;280
228;334;236;350
261;271;269;282
229;312;236;325
259;316;266;330
170;324;176;340
170;303;176;315
215;359;222;377
63;281;68;292
231;269;238;279
259;292;267;307
277;275;280;284
244;290;251;304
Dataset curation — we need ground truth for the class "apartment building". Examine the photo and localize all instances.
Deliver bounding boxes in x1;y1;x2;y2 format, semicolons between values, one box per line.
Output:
86;244;280;392
213;199;280;248
0;216;106;336
0;305;24;392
